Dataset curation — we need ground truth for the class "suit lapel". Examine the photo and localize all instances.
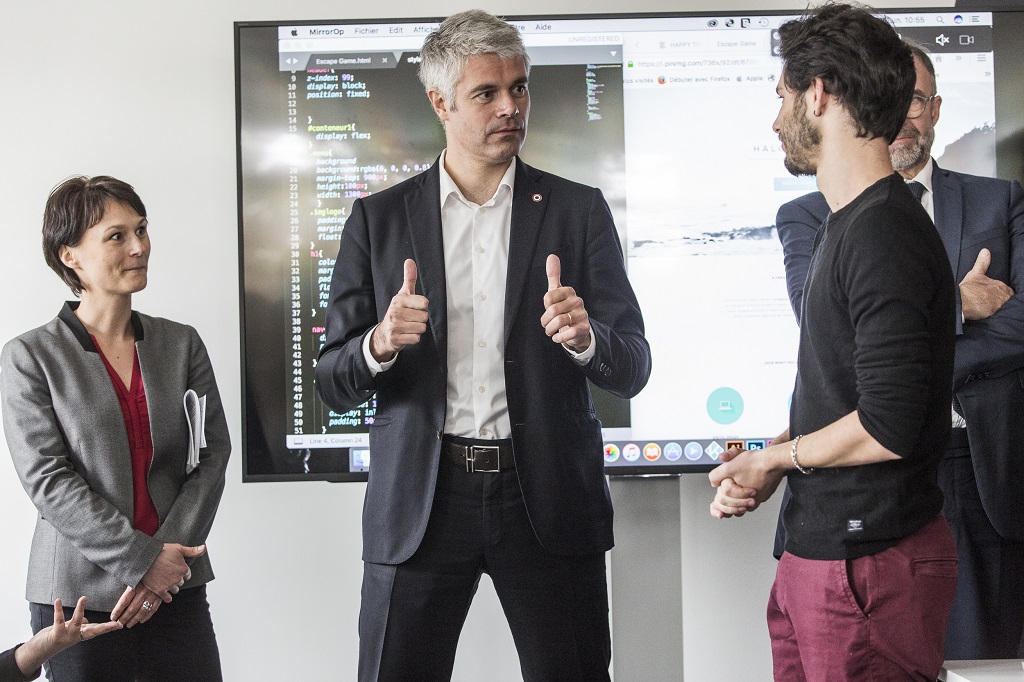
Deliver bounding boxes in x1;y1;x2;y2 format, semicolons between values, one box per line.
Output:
404;165;447;369
931;162;964;278
505;159;550;345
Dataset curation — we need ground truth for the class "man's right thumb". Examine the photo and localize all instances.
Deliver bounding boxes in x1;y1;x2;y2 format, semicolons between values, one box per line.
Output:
971;248;992;275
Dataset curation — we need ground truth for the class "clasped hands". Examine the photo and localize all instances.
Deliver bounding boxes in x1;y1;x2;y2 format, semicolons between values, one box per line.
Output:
110;543;205;628
708;443;787;520
369;255;592;361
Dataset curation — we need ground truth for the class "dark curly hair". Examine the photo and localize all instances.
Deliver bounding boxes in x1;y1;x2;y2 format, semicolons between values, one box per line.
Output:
778;2;915;144
42;175;147;296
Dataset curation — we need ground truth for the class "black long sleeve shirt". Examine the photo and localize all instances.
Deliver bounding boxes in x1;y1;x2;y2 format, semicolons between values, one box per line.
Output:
785;174;956;560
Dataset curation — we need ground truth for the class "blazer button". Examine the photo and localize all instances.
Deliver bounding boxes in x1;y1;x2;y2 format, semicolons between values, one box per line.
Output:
436;431;442;440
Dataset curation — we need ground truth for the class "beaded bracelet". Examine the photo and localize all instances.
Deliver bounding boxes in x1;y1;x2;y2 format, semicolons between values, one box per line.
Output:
790;434;814;475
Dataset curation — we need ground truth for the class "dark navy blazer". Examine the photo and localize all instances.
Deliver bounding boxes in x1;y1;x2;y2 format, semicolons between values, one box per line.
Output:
316;157;651;565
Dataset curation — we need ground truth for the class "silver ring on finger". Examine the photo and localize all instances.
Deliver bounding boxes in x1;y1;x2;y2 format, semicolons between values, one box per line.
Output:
142;600;153;611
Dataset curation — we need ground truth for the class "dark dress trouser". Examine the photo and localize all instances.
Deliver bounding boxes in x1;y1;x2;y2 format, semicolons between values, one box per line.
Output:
358;458;611;682
939;429;1024;660
29;585;221;682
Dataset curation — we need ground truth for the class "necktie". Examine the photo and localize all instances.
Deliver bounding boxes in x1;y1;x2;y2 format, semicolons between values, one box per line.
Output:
908;180;926;202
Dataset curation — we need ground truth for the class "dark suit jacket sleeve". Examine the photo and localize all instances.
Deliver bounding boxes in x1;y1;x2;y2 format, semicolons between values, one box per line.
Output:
953;180;1024;384
776;192;829;324
151;328;230;550
578;189;651;398
0;338;163;589
315;198;378;414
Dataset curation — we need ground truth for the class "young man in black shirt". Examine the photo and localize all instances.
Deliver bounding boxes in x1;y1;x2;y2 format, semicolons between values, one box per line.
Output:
709;4;958;679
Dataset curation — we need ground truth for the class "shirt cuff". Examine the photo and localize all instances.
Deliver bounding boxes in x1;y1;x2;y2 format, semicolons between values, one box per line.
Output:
362;326;399;375
563;337;596;365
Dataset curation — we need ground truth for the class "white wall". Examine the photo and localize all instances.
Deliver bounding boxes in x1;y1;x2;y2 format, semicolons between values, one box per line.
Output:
0;0;945;680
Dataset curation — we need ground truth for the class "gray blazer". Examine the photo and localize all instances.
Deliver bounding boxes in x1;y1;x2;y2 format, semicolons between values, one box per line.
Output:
1;302;230;611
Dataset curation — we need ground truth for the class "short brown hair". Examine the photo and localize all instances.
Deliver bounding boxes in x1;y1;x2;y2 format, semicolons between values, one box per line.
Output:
778;2;914;144
42;175;147;295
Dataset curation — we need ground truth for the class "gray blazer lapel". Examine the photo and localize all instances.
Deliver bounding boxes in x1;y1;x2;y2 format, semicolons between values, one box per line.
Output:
405;168;447;370
505;159;549;346
932;162;964;279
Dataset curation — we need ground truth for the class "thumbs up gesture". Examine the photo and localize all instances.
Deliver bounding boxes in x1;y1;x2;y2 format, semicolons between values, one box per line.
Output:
959;248;1014;321
370;259;429;361
541;254;592;352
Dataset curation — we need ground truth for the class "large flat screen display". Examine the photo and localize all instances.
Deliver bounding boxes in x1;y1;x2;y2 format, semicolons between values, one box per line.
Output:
236;8;1019;481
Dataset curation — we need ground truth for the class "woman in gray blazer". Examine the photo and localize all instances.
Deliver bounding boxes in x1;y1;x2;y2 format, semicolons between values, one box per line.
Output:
0;176;231;681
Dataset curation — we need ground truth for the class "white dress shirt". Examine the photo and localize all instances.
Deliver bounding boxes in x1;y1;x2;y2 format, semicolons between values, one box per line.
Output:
437;151;516;439
363;150;594;440
908;157;935;221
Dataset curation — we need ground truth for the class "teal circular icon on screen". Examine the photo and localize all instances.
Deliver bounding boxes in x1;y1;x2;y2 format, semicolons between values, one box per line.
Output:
707;387;744;425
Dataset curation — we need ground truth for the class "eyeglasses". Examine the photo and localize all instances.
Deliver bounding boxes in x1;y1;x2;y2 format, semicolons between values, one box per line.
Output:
907;94;938;120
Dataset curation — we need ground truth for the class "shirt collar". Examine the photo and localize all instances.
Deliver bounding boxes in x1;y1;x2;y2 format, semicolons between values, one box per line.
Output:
438;149;517;208
907;156;934;196
58;300;145;352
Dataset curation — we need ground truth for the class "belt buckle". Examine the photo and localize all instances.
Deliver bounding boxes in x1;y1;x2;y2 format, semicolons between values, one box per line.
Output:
466;445;501;473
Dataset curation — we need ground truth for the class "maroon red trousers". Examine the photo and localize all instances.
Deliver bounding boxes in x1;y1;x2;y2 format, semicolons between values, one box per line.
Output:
768;515;957;681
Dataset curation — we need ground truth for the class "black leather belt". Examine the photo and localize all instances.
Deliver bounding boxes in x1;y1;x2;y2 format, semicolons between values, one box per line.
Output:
442;436;515;472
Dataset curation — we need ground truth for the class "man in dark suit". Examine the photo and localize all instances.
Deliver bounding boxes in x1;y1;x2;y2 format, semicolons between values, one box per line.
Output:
315;10;651;681
776;44;1024;660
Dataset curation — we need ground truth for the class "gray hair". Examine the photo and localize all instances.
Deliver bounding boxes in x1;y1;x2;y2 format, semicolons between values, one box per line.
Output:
904;39;937;95
419;9;530;109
